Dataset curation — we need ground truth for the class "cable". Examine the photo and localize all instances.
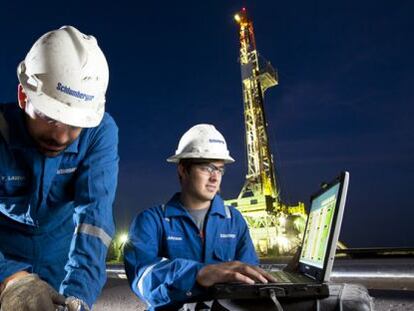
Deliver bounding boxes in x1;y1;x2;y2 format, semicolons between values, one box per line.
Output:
316;298;321;311
269;289;284;311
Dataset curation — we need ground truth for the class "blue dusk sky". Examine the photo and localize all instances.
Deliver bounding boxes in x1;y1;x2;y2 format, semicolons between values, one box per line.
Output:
1;0;413;247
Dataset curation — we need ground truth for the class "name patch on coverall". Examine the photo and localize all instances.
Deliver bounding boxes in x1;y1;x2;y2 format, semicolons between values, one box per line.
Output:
167;236;183;241
57;167;77;175
1;175;26;181
220;233;236;239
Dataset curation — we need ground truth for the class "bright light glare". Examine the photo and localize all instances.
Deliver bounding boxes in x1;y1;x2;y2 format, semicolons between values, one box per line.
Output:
234;14;241;22
119;233;128;244
276;236;290;253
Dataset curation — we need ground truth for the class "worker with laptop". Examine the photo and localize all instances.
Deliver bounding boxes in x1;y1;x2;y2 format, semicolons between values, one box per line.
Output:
123;124;279;310
124;124;373;310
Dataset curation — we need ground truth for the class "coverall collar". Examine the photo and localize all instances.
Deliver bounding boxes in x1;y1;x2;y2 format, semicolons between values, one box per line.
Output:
7;106;80;154
63;137;80;153
165;192;227;218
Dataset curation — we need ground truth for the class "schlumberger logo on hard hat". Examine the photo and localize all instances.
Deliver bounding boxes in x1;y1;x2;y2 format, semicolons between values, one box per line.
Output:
166;124;235;163
56;82;95;101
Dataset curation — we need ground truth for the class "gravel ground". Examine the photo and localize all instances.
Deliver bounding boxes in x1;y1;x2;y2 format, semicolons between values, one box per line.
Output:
94;278;414;311
373;297;414;311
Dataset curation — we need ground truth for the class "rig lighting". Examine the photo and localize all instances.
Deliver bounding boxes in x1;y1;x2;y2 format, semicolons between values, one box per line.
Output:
234;14;241;23
119;233;128;244
276;236;290;253
279;215;287;226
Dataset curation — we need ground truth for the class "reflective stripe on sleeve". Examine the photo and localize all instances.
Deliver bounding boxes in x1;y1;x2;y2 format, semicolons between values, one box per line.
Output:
137;257;168;298
75;223;112;248
224;205;231;219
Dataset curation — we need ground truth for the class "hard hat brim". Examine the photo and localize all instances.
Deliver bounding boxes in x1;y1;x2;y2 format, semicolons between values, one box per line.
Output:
18;69;104;128
167;153;235;164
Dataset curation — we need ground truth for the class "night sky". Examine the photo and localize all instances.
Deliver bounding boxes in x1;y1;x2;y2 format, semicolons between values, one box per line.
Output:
1;1;413;248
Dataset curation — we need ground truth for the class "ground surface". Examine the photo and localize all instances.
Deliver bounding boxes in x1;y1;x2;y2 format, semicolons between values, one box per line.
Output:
95;258;414;310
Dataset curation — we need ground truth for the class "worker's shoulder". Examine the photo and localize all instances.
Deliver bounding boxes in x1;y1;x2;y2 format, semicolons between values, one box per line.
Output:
100;112;118;127
82;112;118;142
92;112;118;132
225;204;244;218
137;204;166;220
131;204;166;231
0;102;16;109
0;104;21;144
223;204;249;228
0;102;18;116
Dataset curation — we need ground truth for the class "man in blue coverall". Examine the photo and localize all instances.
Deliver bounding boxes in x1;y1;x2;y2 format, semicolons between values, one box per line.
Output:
124;124;276;310
0;26;118;310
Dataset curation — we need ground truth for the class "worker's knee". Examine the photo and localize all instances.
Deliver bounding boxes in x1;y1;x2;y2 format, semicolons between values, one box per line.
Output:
339;283;374;311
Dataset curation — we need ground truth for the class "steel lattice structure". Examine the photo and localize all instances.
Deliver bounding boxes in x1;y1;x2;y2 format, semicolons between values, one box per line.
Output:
225;8;306;256
236;8;278;201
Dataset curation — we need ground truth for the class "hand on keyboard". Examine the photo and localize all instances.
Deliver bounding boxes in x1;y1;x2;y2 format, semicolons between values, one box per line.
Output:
196;261;278;287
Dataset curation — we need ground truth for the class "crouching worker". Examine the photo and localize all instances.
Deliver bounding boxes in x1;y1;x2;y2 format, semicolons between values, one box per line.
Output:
0;26;119;310
124;124;276;310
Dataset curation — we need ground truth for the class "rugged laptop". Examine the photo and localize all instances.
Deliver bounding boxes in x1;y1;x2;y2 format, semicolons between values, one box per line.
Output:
212;171;350;300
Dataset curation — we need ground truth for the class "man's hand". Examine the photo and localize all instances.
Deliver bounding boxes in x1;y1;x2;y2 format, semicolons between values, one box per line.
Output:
196;261;277;287
0;270;29;294
0;273;66;311
64;296;90;311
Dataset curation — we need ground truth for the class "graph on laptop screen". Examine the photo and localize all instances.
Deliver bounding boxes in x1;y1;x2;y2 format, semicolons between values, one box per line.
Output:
299;183;340;269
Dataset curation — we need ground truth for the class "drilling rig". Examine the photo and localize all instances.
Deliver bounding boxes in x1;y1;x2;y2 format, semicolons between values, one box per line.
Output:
225;8;306;257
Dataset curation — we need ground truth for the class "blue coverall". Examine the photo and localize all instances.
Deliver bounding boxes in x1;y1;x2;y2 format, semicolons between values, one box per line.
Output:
124;193;258;310
0;103;119;307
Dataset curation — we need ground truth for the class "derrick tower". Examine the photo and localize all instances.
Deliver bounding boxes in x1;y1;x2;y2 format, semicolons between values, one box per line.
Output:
225;8;306;256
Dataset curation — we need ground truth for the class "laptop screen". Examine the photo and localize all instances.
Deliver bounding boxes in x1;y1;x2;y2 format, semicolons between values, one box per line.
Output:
299;182;340;269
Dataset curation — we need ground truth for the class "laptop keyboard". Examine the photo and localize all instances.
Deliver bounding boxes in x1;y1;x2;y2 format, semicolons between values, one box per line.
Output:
270;270;311;283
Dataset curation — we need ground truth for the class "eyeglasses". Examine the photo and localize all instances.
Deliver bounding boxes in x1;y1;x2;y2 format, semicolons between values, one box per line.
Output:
27;99;79;130
33;108;61;125
196;163;225;176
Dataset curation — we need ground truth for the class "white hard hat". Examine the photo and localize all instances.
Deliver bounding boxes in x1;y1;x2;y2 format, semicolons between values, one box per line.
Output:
167;124;235;163
17;26;109;128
